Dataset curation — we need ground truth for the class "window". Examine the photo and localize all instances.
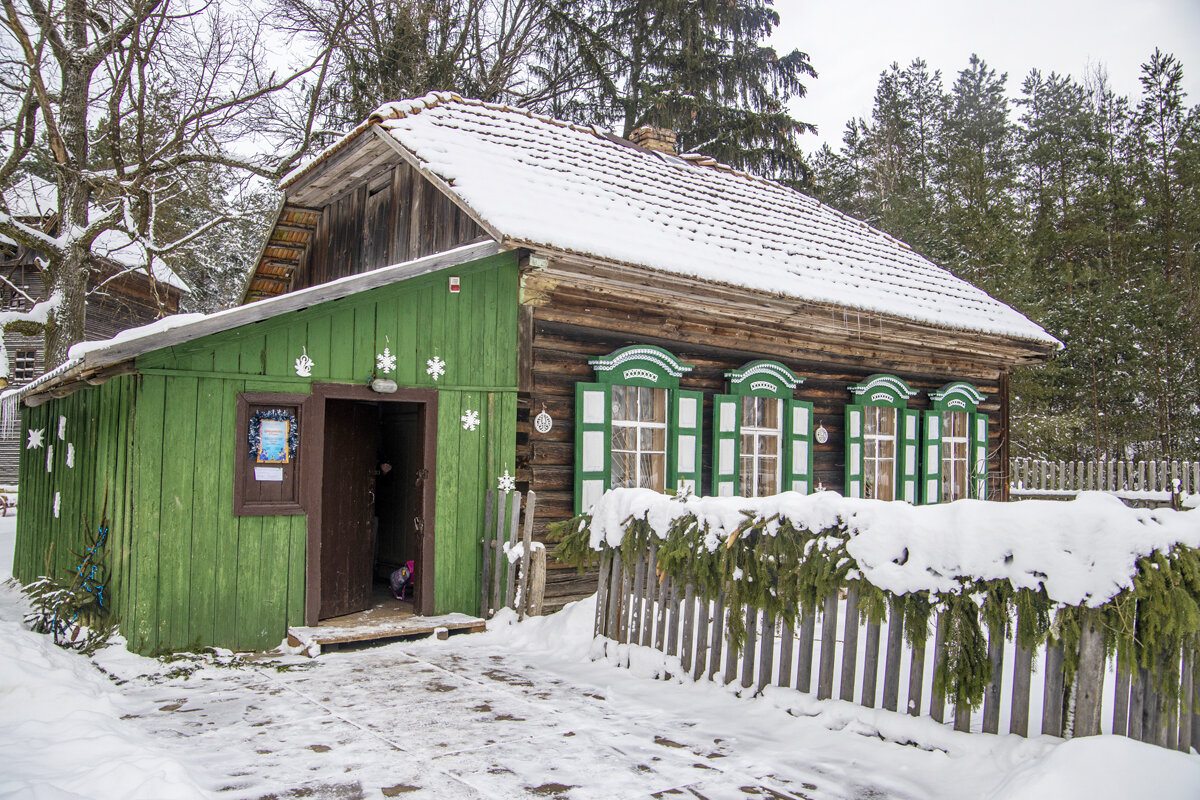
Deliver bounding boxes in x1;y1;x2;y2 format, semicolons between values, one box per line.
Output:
713;360;813;498
740;396;782;496
844;374;919;502
574;346;702;513
940;411;970;502
610;384;666;490
13;350;37;383
923;382;989;503
863;405;897;501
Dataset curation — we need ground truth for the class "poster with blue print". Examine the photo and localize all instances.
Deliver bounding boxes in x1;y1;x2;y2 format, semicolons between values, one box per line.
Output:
257;419;290;463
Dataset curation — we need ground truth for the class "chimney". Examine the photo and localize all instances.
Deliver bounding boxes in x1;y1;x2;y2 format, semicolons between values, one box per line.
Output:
630;125;677;155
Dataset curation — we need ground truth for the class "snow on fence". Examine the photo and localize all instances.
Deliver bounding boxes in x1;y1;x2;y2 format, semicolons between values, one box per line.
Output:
1010;457;1199;503
480;489;546;620
592;553;1199;750
566;489;1200;753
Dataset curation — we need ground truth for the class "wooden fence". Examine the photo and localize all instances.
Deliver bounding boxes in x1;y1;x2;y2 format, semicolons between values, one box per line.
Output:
1010;457;1199;501
480;489;546;620
593;548;1200;752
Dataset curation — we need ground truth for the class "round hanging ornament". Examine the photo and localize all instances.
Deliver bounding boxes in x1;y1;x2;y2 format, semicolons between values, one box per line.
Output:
534;404;553;434
815;423;829;444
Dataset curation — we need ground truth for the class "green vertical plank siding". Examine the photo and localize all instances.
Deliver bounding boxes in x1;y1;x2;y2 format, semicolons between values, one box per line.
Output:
132;374;167;653
14;251;519;654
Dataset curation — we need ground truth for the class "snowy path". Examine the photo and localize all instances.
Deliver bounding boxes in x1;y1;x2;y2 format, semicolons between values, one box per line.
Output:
102;610;917;800
5;512;1199;800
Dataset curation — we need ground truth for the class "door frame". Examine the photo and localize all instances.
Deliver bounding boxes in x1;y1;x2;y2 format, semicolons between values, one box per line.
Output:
302;383;438;624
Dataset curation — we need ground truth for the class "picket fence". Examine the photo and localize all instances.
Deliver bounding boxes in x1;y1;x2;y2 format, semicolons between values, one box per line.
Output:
1010;457;1199;500
480;489;546;620
592;548;1200;752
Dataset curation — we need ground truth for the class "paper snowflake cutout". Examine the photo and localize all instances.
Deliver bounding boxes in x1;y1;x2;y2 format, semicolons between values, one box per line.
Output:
461;409;480;431
295;348;314;378
497;470;516;494
26;428;44;449
376;347;396;374
426;355;446;381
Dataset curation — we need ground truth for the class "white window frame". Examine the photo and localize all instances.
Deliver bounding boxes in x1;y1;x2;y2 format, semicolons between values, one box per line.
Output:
610;384;668;491
863;405;897;501
941;410;970;503
739;396;782;497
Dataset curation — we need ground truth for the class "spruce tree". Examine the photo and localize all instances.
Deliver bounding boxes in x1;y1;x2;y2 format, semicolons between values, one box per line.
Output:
558;0;817;185
938;55;1021;297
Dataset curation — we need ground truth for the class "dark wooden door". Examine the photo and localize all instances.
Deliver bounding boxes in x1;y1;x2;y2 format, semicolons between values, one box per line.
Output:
319;400;378;619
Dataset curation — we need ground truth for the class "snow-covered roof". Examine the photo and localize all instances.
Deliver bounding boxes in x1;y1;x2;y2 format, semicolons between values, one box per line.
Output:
284;93;1055;347
0;241;500;407
0;174;191;294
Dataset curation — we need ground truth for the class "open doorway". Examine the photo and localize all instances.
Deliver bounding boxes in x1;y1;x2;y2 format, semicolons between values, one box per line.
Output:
304;385;437;626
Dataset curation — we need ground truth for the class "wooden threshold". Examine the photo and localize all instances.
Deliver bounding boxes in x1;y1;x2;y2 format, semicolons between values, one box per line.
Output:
286;592;485;655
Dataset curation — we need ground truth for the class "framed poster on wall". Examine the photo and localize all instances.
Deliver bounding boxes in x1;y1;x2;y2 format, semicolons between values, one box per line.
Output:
234;393;307;516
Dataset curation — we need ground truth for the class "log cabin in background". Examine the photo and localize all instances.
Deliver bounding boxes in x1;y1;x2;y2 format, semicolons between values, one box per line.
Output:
0;174;189;483
8;93;1058;654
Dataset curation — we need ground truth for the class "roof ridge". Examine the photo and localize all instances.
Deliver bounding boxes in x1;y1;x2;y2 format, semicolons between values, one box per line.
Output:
370;93;819;201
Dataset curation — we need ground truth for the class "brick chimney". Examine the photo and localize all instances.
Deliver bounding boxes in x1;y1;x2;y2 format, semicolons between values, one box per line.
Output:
630;125;677;154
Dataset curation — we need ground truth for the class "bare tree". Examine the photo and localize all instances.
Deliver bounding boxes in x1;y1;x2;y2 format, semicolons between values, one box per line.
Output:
0;0;339;368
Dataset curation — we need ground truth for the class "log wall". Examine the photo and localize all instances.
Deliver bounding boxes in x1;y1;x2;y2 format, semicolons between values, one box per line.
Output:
519;257;1039;610
290;158;487;292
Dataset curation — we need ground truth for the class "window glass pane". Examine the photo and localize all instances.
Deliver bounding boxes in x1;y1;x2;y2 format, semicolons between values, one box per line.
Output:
758;463;778;496
878;407;896;436
864;407;878;435
640;426;666;452
875;465;894;501
758;436;777;456
611;451;633;487
877;437;895;461
742;396;756;427
761;398;780;429
644;454;665;491
611;424;633;451
612;385;630;421
740;457;754;491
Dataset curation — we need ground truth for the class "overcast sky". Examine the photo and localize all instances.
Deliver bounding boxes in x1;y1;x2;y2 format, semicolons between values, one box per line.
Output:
773;0;1200;152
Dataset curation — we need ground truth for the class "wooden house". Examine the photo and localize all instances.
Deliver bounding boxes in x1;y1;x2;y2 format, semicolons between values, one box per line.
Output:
9;93;1057;654
0;174;189;483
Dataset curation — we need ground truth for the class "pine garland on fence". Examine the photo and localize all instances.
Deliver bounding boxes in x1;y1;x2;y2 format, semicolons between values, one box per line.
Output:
549;506;1200;712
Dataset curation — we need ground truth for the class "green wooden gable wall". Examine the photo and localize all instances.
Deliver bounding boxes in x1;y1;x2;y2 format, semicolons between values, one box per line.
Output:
13;251;519;654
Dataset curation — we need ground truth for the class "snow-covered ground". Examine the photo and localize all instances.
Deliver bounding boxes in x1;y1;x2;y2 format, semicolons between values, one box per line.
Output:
2;512;1200;799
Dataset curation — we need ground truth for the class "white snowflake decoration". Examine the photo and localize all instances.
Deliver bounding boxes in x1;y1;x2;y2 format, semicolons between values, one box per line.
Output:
461;409;480;431
497;470;516;494
426;355;446;381
26;428;44;449
295;347;315;378
376;347;397;374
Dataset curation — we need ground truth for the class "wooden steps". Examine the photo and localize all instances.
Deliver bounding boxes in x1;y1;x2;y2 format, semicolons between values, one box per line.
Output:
286;601;486;656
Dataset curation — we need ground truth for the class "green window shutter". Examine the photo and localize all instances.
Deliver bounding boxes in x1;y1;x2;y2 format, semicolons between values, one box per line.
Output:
970;412;989;500
669;390;703;495
922;410;943;504
844;404;865;498
783;400;815;494
574;382;611;513
712;394;741;497
898;408;920;504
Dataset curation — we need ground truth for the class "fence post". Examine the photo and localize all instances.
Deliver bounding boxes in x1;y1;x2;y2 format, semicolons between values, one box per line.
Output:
503;492;522;610
930;612;948;724
709;593;726;682
518;491;536;620
1074;609;1106;737
882;598;905;713
480;490;495;618
841;587;861;702
982;624;1006;733
817;592;839;700
594;550;612;637
1042;638;1065;737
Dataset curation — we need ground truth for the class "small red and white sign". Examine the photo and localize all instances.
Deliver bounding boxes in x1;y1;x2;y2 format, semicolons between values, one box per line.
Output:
449;276;461;293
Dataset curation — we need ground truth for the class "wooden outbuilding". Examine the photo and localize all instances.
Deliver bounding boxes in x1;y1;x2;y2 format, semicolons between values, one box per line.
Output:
9;93;1057;653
